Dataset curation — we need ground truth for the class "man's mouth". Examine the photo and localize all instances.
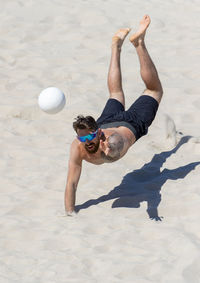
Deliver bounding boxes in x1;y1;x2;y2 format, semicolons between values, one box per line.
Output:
86;144;94;150
85;141;100;154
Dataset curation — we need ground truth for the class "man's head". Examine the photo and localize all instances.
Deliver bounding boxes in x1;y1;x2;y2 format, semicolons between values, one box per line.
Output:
73;115;101;154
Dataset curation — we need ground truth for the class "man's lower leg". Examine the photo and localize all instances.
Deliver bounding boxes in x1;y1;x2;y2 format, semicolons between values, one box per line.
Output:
136;43;163;94
107;28;131;106
107;46;125;105
130;15;163;103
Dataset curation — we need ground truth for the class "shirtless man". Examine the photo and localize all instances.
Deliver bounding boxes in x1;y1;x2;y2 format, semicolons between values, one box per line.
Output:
65;15;163;215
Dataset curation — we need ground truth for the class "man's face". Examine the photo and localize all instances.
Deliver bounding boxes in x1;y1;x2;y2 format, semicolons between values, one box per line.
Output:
76;128;101;154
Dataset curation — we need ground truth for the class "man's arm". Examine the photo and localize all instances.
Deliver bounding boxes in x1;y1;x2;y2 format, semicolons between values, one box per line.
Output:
64;140;82;215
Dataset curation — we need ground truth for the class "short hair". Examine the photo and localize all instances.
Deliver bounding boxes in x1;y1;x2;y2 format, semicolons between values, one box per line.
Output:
73;115;98;132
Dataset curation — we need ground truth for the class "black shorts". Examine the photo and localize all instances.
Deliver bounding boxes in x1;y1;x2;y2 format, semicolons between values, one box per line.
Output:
96;95;159;140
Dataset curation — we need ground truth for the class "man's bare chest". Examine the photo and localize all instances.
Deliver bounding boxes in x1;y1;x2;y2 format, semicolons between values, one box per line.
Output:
82;149;124;164
82;151;109;165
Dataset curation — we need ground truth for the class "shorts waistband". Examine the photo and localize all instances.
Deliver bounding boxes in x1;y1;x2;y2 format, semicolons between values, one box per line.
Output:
100;121;137;138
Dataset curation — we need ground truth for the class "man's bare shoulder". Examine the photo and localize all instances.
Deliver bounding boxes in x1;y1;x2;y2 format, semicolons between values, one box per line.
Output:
70;139;105;165
69;139;83;164
71;138;80;147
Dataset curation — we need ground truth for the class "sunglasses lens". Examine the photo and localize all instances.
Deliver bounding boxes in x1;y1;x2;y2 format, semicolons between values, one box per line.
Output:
79;136;87;142
77;131;97;142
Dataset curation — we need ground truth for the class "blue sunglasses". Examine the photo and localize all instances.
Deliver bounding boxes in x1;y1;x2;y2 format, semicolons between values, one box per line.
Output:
77;130;98;142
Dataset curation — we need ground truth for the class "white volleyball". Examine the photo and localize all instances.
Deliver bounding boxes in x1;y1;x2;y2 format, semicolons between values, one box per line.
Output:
38;87;66;114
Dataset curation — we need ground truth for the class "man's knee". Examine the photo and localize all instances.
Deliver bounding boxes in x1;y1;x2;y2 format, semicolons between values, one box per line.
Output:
143;89;163;104
109;91;125;107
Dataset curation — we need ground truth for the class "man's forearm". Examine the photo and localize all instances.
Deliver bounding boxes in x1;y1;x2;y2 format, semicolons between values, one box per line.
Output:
65;183;77;213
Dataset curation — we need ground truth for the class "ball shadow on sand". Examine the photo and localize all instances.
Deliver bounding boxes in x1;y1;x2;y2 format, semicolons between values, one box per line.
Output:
75;136;200;221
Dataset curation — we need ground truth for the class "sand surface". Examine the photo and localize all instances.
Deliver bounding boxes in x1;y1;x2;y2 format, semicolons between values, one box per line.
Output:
1;0;200;282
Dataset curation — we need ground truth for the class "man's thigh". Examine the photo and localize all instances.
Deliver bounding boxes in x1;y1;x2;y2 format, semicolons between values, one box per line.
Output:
96;98;124;126
127;94;159;128
109;91;125;107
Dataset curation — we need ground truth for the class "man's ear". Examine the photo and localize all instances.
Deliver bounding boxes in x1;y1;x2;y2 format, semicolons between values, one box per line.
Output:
98;128;106;141
97;128;102;136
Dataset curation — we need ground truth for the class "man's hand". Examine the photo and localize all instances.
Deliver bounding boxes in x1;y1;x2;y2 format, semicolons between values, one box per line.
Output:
56;209;77;217
66;210;77;217
100;139;110;156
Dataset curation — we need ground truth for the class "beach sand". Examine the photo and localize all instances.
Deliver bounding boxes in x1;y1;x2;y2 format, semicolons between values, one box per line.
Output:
1;0;200;282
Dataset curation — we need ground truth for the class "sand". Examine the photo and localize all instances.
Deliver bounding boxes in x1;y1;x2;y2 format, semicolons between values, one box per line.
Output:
1;0;200;282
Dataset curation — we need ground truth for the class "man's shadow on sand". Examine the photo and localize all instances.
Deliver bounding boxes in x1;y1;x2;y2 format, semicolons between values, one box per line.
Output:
76;136;200;221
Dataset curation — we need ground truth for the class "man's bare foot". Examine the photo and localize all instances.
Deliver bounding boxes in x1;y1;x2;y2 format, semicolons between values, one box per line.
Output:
129;15;151;47
112;28;131;49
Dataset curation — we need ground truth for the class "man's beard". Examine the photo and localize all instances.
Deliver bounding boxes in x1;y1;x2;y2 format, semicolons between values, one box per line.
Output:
85;140;100;154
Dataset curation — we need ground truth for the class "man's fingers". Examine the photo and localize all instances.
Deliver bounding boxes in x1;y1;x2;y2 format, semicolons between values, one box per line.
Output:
105;148;110;155
100;139;105;149
66;211;77;217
